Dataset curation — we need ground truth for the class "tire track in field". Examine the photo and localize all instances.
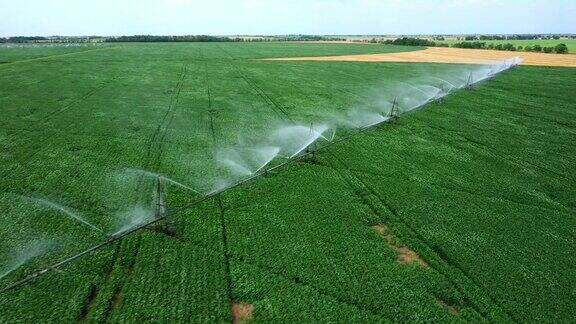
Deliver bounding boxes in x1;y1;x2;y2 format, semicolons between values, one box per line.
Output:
101;236;143;322
1;76;117;164
424;123;576;184
345;163;570;214
459;133;575;183
333;125;572;213
239;73;294;122
325;152;515;322
229;254;389;320
106;64;188;319
216;44;294;123
132;63;188;199
272;61;368;101
77;242;121;322
79;65;188;321
0;77;118;183
202;53;236;322
429;121;576;191
5;76;118;139
236;44;367;114
1;69;74;94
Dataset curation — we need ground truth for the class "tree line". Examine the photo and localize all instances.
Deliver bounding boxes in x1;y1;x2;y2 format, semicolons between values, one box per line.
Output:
105;35;235;42
375;37;569;54
380;37;449;47
1;35;347;44
462;34;574;41
1;36;51;43
0;36;104;43
450;41;568;54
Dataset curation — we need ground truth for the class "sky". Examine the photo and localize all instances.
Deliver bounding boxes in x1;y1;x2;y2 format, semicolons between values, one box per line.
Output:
1;0;575;37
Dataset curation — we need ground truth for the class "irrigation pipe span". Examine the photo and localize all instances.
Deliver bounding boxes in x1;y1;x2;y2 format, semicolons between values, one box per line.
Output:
0;65;516;294
0;114;386;294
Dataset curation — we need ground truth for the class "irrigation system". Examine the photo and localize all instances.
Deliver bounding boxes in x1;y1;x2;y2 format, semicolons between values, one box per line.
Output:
0;57;521;294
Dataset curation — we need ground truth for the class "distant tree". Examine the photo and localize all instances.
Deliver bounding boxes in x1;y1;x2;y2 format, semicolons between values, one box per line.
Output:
390;37;436;47
552;35;560;40
502;43;516;51
543;46;554;53
451;41;485;49
464;36;476;41
554;43;569;54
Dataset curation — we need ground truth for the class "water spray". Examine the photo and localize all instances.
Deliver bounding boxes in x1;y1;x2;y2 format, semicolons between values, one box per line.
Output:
23;197;104;234
1;56;523;294
125;168;200;194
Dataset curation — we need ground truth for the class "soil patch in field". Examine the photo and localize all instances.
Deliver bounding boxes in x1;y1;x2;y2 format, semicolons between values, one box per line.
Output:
372;224;429;268
262;47;576;67
232;302;253;323
437;299;460;316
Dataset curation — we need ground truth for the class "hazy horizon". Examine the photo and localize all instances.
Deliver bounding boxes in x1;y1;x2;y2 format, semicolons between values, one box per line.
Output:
2;0;575;38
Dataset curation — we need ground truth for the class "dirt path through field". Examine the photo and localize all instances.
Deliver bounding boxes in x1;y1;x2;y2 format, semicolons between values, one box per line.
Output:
262;47;576;67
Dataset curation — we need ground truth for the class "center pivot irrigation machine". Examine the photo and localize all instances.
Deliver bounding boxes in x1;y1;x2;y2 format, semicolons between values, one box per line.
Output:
152;176;177;237
0;57;521;294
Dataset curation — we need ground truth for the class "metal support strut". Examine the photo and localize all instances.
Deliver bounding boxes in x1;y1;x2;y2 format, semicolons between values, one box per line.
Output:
465;72;474;90
155;177;177;236
306;123;319;163
389;96;399;123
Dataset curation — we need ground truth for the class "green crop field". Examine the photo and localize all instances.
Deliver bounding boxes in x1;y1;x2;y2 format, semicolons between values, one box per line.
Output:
0;42;575;323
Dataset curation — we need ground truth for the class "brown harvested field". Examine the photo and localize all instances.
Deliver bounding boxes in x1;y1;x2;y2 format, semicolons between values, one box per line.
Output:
263;47;576;67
